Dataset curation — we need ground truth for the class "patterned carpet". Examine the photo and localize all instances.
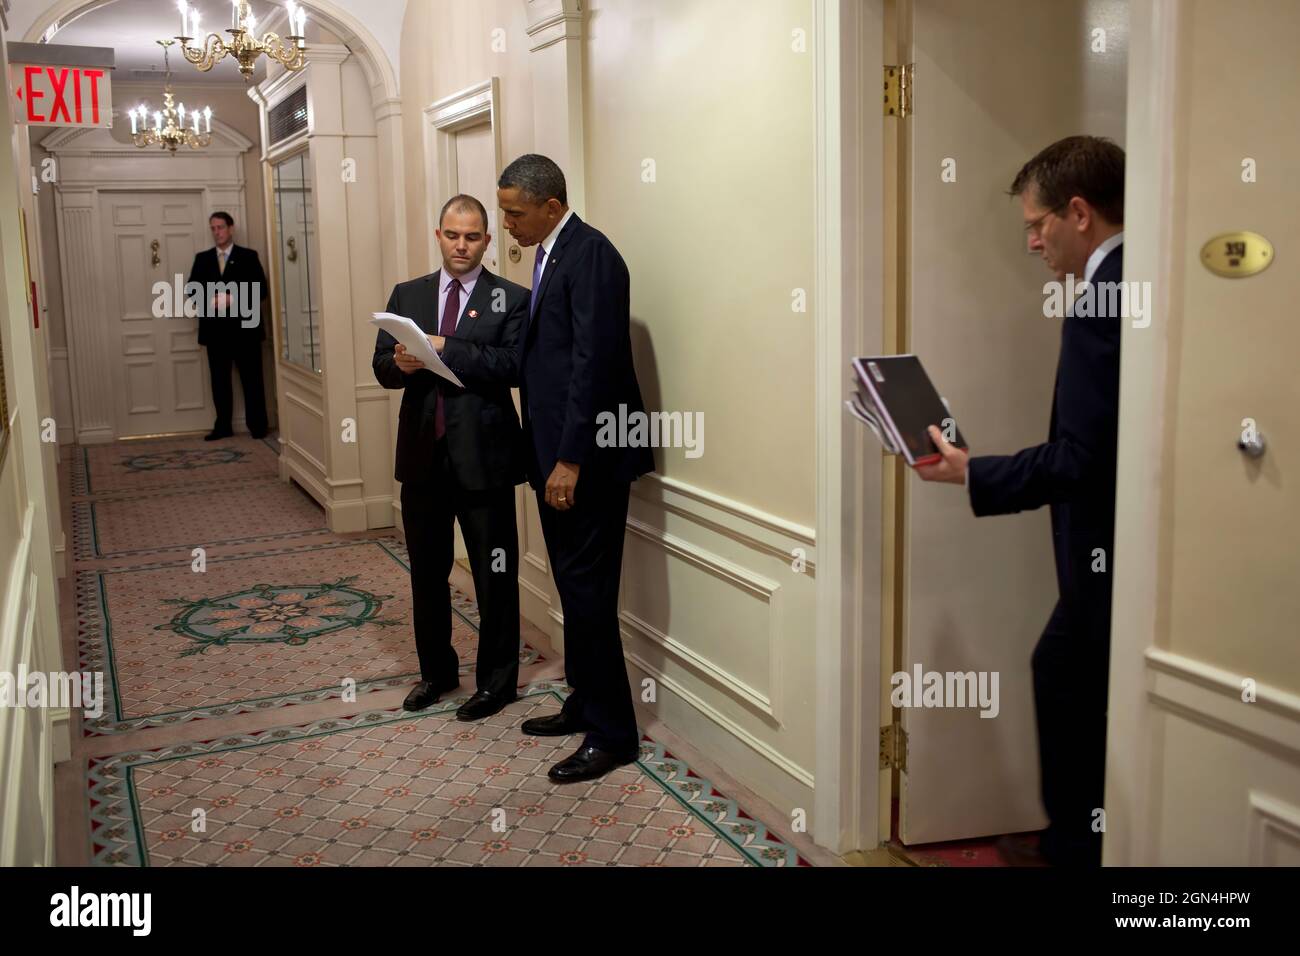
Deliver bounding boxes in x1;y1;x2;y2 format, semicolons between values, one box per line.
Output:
71;477;331;561
69;435;809;867
72;434;281;497
74;537;536;735
88;685;800;867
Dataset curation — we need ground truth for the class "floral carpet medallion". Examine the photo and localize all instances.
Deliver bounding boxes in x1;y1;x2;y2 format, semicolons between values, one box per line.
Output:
156;576;403;657
122;447;249;472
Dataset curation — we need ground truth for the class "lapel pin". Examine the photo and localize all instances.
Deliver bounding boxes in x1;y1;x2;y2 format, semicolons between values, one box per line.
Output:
467;309;479;319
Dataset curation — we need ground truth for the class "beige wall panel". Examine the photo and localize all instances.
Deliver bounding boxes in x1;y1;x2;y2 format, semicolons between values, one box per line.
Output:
1164;0;1300;691
583;0;817;528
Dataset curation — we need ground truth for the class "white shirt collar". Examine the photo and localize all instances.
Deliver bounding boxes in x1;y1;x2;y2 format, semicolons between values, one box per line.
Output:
1084;231;1123;283
541;209;575;258
216;242;233;256
443;262;483;291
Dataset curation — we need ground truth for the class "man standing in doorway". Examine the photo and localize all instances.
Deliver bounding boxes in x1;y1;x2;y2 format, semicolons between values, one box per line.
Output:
498;154;655;784
188;211;270;440
373;194;530;720
916;136;1125;866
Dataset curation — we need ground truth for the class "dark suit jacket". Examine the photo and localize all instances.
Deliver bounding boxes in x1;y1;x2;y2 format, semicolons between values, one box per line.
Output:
967;243;1123;641
373;267;529;491
519;214;655;490
187;244;269;346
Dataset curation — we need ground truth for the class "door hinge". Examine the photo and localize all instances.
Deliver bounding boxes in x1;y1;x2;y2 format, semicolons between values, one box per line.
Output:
883;64;913;118
880;722;909;772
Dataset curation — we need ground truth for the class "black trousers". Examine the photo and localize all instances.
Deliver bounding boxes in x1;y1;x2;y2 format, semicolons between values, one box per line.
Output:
536;478;638;755
400;447;521;699
206;339;268;435
1032;600;1110;866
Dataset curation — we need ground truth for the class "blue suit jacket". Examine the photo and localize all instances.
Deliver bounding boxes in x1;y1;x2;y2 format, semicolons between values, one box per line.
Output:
968;244;1123;641
519;214;655;490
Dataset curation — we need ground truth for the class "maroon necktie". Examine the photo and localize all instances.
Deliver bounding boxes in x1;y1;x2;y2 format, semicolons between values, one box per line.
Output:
433;278;461;440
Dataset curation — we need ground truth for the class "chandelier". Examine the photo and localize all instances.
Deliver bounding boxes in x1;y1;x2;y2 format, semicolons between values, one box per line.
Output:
175;1;308;81
128;40;213;153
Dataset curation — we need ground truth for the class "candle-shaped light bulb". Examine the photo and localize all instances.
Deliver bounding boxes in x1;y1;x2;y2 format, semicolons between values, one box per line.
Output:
178;0;188;36
204;106;212;133
178;103;186;125
193;110;200;133
298;8;306;37
231;0;239;29
191;11;200;37
286;2;297;32
129;108;137;134
154;111;162;132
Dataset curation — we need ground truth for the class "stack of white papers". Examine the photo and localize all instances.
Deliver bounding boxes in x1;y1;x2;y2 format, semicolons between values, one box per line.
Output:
845;385;902;455
369;313;464;387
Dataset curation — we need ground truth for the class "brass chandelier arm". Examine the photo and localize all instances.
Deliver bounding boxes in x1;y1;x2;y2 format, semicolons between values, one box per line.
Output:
177;31;231;73
259;32;307;71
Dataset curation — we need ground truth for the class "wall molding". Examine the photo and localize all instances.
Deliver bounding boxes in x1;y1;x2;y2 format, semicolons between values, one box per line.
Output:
1247;791;1300;866
624;649;815;789
622;515;784;725
632;473;817;573
422;77;502;275
1146;647;1300;758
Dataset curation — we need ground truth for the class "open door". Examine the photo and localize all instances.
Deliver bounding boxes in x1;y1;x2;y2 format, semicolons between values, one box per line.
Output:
891;0;1129;845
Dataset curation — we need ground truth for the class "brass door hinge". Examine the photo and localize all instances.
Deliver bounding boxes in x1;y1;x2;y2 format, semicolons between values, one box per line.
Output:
880;722;909;772
884;64;913;118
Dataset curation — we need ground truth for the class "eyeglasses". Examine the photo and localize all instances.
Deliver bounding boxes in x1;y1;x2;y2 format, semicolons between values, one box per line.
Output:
1024;205;1066;238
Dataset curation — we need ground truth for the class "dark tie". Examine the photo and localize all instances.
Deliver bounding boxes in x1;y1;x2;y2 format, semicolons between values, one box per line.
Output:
433;278;462;441
529;244;546;316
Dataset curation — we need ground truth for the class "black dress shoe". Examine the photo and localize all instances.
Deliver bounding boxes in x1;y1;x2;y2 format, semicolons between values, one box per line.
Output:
402;678;459;712
520;711;587;737
249;429;269;440
547;744;639;784
204;429;233;442
456;690;517;722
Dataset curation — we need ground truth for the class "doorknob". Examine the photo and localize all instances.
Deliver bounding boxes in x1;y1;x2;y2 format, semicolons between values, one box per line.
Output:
286;236;298;262
1238;430;1267;459
150;239;160;268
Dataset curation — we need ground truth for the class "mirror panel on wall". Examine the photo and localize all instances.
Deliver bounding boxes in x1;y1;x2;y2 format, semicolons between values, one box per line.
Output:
272;151;321;373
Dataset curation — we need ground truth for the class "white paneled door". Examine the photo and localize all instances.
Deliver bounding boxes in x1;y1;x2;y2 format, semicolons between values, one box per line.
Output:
97;191;212;437
898;0;1128;845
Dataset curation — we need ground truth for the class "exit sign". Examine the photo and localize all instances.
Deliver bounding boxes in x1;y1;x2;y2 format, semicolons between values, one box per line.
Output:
11;63;112;127
6;42;115;128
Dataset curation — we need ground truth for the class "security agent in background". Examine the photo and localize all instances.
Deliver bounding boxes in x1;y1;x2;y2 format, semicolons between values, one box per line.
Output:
187;211;270;441
917;136;1126;867
373;194;531;721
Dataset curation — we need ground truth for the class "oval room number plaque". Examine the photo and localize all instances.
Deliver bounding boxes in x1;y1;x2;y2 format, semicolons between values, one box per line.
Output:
1201;231;1274;278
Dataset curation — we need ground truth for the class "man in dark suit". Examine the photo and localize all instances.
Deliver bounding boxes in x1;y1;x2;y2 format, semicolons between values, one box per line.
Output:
374;194;530;721
497;154;655;784
917;136;1126;866
187;211;270;441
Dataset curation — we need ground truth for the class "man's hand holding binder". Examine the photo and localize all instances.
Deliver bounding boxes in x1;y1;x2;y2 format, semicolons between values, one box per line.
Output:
915;425;970;485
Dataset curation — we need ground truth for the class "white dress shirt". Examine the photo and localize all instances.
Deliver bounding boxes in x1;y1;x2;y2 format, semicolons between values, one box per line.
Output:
1083;231;1124;284
536;209;575;278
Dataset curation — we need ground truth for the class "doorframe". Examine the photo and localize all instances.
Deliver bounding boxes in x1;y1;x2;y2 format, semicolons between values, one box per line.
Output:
42;119;254;443
1102;0;1184;867
812;0;887;854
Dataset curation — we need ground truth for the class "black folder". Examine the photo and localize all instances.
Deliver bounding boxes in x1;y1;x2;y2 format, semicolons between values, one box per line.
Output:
850;355;968;466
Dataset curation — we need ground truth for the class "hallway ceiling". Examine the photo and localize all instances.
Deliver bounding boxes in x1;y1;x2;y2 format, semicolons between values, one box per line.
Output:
50;0;284;85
